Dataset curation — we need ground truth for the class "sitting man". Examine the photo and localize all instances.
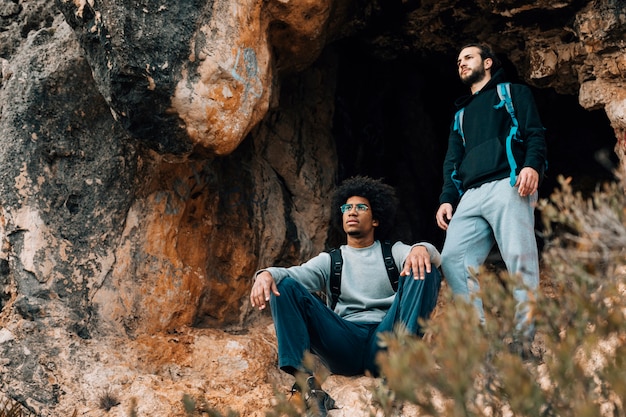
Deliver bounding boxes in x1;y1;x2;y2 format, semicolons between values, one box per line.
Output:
250;176;442;416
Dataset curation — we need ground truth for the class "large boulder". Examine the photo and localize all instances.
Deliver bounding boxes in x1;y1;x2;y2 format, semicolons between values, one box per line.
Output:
0;0;624;415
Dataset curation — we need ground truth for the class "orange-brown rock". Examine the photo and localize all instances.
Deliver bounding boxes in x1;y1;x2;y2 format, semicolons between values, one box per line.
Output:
0;0;624;415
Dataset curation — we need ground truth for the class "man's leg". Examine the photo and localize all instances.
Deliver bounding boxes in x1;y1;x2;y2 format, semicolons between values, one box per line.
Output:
484;180;540;339
377;269;442;334
363;268;442;375
441;184;496;322
270;277;374;376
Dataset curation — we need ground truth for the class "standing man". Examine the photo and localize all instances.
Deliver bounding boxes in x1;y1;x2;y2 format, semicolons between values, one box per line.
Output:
251;176;441;416
435;43;547;353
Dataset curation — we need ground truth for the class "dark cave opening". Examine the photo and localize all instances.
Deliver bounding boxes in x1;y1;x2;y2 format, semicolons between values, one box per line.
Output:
331;41;619;249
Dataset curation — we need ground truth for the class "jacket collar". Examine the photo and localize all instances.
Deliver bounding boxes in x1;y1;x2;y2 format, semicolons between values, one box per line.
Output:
454;68;508;109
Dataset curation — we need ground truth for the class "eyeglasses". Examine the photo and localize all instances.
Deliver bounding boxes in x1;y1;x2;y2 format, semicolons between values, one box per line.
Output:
340;203;369;214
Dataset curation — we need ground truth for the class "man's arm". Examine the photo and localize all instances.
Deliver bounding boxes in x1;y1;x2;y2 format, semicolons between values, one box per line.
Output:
436;203;454;231
399;242;441;280
515;167;539;197
440;122;465;207
513;85;547;177
249;252;331;310
250;271;279;311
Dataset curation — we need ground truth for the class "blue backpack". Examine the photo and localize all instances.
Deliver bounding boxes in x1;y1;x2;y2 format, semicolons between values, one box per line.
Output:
451;82;522;196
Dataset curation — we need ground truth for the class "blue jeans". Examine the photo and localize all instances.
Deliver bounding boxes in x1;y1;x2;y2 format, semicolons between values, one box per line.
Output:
269;269;441;377
441;178;539;337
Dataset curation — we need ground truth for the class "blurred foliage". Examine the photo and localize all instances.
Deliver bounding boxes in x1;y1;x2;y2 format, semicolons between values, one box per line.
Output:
373;173;625;417
0;398;36;417
98;388;120;411
0;398;76;417
181;393;240;417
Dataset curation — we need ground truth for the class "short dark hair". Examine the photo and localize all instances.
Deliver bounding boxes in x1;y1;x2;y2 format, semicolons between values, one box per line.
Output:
460;43;502;71
330;176;399;240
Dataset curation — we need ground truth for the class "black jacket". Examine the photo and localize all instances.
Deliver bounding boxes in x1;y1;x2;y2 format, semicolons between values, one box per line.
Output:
439;69;547;206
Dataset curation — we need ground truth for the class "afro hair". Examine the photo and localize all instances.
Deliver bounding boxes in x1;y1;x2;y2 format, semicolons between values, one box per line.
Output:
330;176;399;240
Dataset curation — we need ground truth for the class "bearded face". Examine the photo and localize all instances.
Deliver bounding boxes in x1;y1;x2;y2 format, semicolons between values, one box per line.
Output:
457;46;489;87
460;61;486;86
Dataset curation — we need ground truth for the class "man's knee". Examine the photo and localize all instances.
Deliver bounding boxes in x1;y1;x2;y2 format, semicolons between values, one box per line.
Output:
426;268;443;300
276;276;297;291
429;268;442;285
402;268;442;299
273;277;315;305
275;276;310;296
271;277;301;309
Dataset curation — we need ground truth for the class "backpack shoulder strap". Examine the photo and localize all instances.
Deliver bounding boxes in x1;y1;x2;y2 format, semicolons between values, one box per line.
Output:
328;242;399;310
452;108;467;196
495;83;516;120
328;248;343;310
381;240;399;291
453;108;466;146
494;82;520;186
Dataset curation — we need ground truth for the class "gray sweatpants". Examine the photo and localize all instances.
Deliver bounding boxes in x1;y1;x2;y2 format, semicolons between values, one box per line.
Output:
441;178;539;337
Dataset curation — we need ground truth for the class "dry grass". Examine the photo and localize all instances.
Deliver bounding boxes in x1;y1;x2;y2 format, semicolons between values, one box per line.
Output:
373;173;626;417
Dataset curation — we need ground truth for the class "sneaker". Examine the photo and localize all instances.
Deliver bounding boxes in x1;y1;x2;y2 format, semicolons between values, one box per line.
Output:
290;376;337;417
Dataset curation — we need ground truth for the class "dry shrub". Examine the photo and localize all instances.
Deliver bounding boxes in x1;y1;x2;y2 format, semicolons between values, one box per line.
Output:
0;397;36;417
376;172;626;417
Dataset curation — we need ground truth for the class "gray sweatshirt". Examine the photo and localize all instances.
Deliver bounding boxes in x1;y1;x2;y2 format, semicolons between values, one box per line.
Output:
260;240;441;324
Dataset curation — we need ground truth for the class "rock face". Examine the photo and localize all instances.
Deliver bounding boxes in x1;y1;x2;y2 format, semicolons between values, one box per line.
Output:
0;0;624;415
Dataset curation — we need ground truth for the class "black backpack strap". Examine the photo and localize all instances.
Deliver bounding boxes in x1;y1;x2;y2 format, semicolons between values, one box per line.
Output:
328;248;343;310
381;240;399;291
328;242;398;310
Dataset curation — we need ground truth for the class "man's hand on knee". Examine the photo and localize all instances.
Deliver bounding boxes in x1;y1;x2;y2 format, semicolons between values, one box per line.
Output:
251;271;280;310
401;245;432;280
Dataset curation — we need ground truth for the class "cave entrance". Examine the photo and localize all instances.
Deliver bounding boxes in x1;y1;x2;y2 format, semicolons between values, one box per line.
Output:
330;41;619;248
